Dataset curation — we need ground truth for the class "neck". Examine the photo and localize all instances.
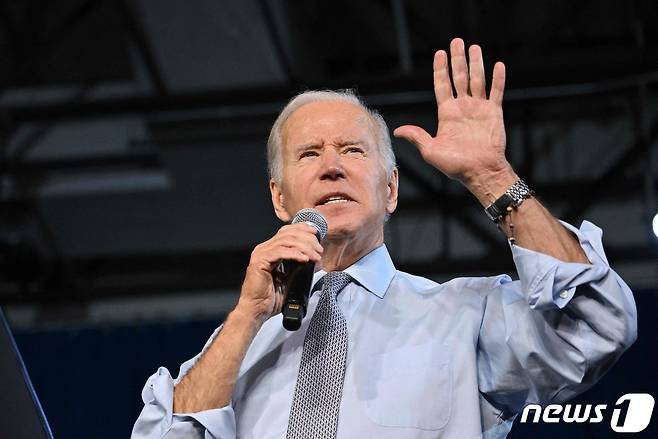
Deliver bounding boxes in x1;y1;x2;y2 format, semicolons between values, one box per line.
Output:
320;228;384;272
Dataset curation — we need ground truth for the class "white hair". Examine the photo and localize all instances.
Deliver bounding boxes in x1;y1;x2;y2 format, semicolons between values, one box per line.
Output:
267;89;396;183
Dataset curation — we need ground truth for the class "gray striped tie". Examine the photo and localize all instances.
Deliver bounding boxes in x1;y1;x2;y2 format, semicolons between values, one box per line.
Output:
286;271;351;439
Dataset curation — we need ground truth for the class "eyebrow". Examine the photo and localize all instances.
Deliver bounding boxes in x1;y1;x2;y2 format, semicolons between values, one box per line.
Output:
335;139;364;146
293;139;365;151
293;142;322;153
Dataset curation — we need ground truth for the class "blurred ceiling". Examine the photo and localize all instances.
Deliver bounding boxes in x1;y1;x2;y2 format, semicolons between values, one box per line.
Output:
0;0;657;324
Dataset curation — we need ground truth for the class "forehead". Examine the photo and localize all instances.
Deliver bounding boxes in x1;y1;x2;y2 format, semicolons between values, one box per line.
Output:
281;100;375;148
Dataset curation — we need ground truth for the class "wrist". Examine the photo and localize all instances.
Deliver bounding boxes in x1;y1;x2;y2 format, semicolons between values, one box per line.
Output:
463;165;518;207
232;301;268;332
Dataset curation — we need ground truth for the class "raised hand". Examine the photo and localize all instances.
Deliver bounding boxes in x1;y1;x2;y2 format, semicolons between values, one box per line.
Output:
394;38;517;205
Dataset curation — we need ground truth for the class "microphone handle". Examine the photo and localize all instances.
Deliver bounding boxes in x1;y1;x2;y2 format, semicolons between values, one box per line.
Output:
281;260;316;331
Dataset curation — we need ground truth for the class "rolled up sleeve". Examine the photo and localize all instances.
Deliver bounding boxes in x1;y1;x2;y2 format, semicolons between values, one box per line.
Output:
512;220;623;309
131;328;237;439
477;220;638;413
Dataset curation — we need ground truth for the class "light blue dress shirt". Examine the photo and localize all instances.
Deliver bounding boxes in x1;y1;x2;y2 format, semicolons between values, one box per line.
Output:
132;221;637;439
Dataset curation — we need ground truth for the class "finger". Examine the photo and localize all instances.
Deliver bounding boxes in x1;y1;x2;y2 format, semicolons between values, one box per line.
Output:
450;38;468;96
269;247;314;266
433;50;453;104
393;125;432;152
252;245;312;273
489;61;506;104
278;231;323;253
281;240;323;260
272;269;287;293
270;235;322;258
278;223;323;247
280;223;319;235
277;225;324;252
260;230;323;259
272;292;285;316
290;223;322;240
468;44;486;99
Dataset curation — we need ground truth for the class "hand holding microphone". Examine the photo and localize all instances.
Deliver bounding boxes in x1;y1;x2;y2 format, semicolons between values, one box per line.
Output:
237;208;326;330
280;209;327;330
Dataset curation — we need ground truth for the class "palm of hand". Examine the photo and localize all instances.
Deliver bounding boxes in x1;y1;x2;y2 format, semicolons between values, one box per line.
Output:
429;97;507;181
394;39;511;186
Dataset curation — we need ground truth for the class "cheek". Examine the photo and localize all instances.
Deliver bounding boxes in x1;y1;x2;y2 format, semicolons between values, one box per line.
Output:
288;164;315;184
358;180;388;217
283;167;306;189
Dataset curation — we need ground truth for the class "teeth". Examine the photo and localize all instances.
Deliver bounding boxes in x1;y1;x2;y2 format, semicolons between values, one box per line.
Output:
322;196;350;205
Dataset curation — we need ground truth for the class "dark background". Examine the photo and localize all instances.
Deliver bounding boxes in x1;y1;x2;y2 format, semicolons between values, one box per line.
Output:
1;0;657;437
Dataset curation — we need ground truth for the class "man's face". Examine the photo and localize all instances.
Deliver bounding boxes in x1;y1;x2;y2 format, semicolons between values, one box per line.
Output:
270;100;398;243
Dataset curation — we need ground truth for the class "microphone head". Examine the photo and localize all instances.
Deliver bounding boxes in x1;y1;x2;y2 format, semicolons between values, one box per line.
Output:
291;208;328;240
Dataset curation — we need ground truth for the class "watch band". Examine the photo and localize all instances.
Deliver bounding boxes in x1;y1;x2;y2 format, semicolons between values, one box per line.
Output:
484;179;533;223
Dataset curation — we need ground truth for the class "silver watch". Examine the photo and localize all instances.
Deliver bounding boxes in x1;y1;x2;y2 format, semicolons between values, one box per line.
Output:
484;179;532;223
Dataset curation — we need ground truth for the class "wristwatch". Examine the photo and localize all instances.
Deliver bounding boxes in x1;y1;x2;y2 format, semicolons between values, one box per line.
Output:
484;179;533;223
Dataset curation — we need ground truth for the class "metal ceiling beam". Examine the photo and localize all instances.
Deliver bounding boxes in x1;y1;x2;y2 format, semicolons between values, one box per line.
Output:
0;0;103;86
9;85;95;160
3;69;658;124
0;151;160;178
117;0;168;96
256;0;295;82
44;0;100;51
396;156;503;251
391;0;413;74
563;112;658;224
398;177;658;211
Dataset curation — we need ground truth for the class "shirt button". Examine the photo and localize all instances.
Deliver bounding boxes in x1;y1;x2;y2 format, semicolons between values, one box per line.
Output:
559;290;569;299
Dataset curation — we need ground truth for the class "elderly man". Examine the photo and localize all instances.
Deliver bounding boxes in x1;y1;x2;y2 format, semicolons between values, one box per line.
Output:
132;39;637;438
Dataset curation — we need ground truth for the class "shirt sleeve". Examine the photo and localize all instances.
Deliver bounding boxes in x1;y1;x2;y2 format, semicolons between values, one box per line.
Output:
476;220;638;415
131;327;237;439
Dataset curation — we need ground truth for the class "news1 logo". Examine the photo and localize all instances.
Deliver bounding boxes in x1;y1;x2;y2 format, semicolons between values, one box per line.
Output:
520;393;655;433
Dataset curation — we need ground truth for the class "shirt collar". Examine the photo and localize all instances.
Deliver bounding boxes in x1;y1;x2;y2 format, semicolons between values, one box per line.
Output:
311;244;396;299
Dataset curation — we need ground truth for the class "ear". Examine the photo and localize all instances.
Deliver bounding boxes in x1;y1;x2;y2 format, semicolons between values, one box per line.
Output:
385;167;399;215
270;179;292;222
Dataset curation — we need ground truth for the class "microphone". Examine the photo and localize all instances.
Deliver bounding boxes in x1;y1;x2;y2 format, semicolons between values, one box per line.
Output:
281;208;328;331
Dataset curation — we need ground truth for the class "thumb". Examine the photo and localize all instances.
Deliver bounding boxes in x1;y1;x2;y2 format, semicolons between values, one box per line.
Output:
393;125;432;152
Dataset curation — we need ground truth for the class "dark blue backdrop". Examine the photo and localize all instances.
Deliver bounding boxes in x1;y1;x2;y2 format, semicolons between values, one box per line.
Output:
14;292;657;438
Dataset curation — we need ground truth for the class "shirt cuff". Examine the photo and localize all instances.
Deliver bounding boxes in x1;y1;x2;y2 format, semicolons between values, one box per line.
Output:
510;220;611;310
138;367;236;438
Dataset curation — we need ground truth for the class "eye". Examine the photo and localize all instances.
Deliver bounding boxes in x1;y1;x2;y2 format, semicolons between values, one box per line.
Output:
299;150;319;159
344;146;365;155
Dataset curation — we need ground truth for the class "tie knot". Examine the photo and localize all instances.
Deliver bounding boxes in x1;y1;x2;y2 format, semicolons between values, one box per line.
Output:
322;271;351;296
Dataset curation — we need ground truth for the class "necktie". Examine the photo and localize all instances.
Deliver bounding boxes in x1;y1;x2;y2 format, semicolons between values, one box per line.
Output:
286;271;352;439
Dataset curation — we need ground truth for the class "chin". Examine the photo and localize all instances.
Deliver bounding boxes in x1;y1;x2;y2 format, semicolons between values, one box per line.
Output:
316;204;355;223
316;201;355;215
325;221;360;240
325;215;379;242
315;204;383;240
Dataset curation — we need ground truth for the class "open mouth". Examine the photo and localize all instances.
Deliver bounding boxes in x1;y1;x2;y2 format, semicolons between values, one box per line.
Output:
317;193;354;206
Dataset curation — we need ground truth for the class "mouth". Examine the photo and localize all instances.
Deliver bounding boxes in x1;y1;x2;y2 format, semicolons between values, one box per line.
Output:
316;193;354;206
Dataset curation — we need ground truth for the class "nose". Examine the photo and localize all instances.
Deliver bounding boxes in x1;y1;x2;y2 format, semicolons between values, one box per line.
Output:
319;148;345;180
